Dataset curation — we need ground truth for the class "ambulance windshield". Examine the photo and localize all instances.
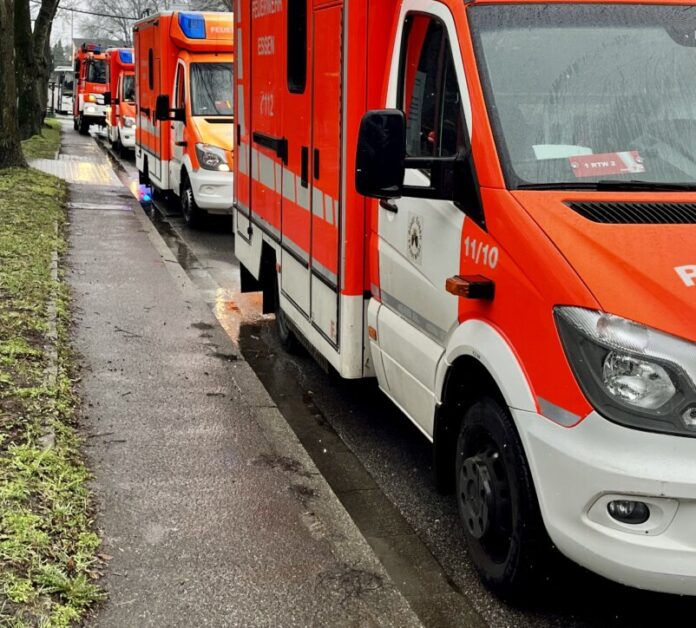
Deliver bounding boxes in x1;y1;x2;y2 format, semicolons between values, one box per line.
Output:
86;60;106;84
469;4;696;189
190;63;233;117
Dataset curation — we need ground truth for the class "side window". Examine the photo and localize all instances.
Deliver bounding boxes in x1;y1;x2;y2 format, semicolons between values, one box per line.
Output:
175;64;186;108
400;15;467;159
287;0;307;93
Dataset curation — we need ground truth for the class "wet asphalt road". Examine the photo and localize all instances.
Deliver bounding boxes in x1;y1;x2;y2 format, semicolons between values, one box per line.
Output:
100;135;696;627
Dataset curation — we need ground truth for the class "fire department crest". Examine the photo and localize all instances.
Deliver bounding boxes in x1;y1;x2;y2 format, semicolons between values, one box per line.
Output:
407;214;423;265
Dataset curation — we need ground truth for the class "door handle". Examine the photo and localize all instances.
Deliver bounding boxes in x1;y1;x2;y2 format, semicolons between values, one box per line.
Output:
313;148;320;180
380;199;398;213
252;131;288;164
301;146;309;188
175;141;187;147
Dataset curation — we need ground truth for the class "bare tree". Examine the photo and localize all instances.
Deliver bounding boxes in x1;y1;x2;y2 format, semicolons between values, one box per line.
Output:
81;0;170;46
189;0;231;9
0;0;27;168
14;0;60;139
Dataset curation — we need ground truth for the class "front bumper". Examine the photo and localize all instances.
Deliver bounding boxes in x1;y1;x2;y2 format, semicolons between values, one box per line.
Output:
517;408;696;595
82;103;106;120
119;126;135;148
190;169;233;213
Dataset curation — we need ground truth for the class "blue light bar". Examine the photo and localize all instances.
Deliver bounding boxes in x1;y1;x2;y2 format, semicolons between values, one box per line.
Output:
119;50;133;65
178;13;206;39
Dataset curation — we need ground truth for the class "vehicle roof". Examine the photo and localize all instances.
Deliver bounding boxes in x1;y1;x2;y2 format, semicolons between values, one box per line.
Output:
469;0;695;5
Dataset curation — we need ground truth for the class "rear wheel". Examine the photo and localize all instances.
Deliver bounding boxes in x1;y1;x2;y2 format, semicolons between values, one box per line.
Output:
273;272;300;353
456;397;548;597
181;175;204;229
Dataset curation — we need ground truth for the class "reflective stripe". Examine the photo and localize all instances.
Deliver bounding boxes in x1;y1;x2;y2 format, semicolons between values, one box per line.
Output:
538;397;581;427
283;235;309;263
237;84;246;135
312;187;323;217
138;114;160;138
324;194;334;225
312;259;338;286
282;166;296;203
238;140;249;175
258;151;275;189
251;146;259;180
296;179;310;210
236;27;243;80
274;162;282;194
381;289;448;344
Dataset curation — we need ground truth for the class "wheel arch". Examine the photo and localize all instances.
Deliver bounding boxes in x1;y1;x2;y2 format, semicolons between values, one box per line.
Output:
433;320;537;492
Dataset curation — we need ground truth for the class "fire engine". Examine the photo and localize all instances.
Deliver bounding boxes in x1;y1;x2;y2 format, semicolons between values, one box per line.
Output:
72;43;108;134
234;0;696;596
134;11;234;227
104;48;136;157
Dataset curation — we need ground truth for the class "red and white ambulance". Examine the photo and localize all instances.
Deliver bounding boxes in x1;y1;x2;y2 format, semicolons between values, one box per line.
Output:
234;0;696;596
73;43;108;134
134;11;234;227
105;48;136;157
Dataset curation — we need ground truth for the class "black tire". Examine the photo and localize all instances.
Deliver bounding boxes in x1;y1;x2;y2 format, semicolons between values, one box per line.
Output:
181;176;204;229
456;397;548;598
274;273;300;353
73;117;79;131
116;135;127;159
78;115;89;135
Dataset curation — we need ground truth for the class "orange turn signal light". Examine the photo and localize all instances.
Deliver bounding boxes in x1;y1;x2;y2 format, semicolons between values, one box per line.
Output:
446;275;495;300
368;325;377;341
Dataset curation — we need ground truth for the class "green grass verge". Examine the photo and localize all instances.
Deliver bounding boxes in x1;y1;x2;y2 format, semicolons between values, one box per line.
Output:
0;166;104;626
21;119;62;161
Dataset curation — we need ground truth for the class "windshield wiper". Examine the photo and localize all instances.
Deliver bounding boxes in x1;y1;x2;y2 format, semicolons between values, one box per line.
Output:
515;180;696;191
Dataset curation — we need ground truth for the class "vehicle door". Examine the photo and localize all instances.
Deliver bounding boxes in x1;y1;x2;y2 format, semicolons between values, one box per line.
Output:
170;62;187;195
377;4;472;435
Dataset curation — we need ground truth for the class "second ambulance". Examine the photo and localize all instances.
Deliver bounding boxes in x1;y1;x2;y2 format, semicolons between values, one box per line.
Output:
134;11;234;227
234;0;696;596
105;48;136;157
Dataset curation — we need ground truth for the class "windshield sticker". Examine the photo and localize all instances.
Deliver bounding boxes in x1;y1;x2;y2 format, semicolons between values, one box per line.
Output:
569;151;645;178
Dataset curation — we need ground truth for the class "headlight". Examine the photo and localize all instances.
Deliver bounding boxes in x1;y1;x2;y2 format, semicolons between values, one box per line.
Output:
123;116;135;128
555;307;696;437
86;94;97;103
195;144;230;171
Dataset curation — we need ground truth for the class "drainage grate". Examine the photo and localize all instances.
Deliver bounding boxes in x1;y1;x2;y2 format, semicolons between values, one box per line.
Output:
567;201;696;224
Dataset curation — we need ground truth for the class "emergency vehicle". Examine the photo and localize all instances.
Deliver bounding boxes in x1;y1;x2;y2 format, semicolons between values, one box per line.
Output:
234;0;696;596
72;43;108;134
134;11;234;227
104;48;136;157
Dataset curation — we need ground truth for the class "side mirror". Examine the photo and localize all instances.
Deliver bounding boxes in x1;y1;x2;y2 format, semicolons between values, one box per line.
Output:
356;109;406;199
155;94;170;121
103;92;111;106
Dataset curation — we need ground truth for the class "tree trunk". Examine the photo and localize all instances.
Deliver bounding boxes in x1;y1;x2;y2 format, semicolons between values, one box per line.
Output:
0;0;27;168
33;0;60;127
14;0;40;139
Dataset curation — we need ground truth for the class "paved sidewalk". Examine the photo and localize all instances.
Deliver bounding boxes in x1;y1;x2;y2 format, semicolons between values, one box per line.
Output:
52;123;421;626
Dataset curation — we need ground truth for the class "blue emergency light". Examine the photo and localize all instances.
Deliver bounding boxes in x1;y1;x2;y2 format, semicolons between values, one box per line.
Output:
119;50;133;64
179;13;206;39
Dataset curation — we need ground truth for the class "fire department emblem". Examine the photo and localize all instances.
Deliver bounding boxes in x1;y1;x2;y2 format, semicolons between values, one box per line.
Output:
407;214;423;265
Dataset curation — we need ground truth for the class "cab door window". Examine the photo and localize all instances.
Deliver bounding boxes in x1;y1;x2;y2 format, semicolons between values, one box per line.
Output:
175;64;186;109
400;15;467;159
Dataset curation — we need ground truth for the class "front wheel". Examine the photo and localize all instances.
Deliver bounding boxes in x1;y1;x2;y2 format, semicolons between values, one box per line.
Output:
456;397;548;597
181;176;204;229
78;115;89;135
